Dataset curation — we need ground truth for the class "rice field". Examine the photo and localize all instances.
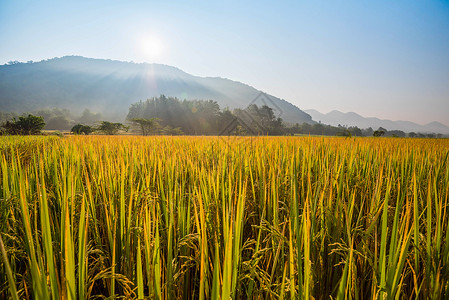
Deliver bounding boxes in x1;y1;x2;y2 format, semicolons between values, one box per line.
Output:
0;135;448;299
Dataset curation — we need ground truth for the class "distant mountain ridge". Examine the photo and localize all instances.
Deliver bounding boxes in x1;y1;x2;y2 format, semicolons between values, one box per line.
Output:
305;109;449;134
0;56;313;124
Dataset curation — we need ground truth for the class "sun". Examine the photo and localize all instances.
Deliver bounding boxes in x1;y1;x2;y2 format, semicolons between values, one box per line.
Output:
139;35;165;62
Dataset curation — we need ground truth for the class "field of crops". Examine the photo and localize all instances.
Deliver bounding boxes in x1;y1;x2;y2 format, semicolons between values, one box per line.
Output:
0;135;448;299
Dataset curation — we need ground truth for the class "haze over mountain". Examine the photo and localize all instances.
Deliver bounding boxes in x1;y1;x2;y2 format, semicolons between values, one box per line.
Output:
305;109;449;135
0;56;312;124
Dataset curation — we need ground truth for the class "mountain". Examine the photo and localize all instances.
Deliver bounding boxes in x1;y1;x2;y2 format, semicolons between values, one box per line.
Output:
0;56;312;124
305;109;449;134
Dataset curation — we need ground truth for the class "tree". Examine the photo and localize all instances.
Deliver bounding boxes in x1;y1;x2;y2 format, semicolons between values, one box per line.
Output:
373;130;385;137
127;96;287;136
1;120;19;135
96;121;128;135
234;104;285;135
160;125;184;135
130;118;159;136
77;109;102;125
363;127;374;136
348;126;363;137
46;115;71;130
71;124;94;135
128;96;224;135
337;129;352;137
1;114;45;135
386;130;405;138
34;108;72;130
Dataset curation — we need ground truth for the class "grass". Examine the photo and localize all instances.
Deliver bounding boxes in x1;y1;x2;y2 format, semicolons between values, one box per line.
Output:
0;135;448;299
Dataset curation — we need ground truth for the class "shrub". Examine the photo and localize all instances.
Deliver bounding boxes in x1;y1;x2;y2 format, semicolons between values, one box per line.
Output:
0;114;45;135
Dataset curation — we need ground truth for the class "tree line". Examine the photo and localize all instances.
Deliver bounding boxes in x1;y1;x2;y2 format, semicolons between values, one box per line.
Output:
126;96;445;137
0;95;446;138
0;115;128;136
0;108;102;131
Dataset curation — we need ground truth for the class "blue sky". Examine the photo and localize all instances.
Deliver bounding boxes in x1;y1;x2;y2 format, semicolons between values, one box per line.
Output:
1;0;448;125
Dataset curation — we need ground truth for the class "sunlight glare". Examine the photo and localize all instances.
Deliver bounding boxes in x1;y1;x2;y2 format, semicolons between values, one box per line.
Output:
139;34;165;62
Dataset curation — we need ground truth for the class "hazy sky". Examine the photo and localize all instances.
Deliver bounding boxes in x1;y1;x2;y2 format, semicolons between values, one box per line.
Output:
1;0;448;126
